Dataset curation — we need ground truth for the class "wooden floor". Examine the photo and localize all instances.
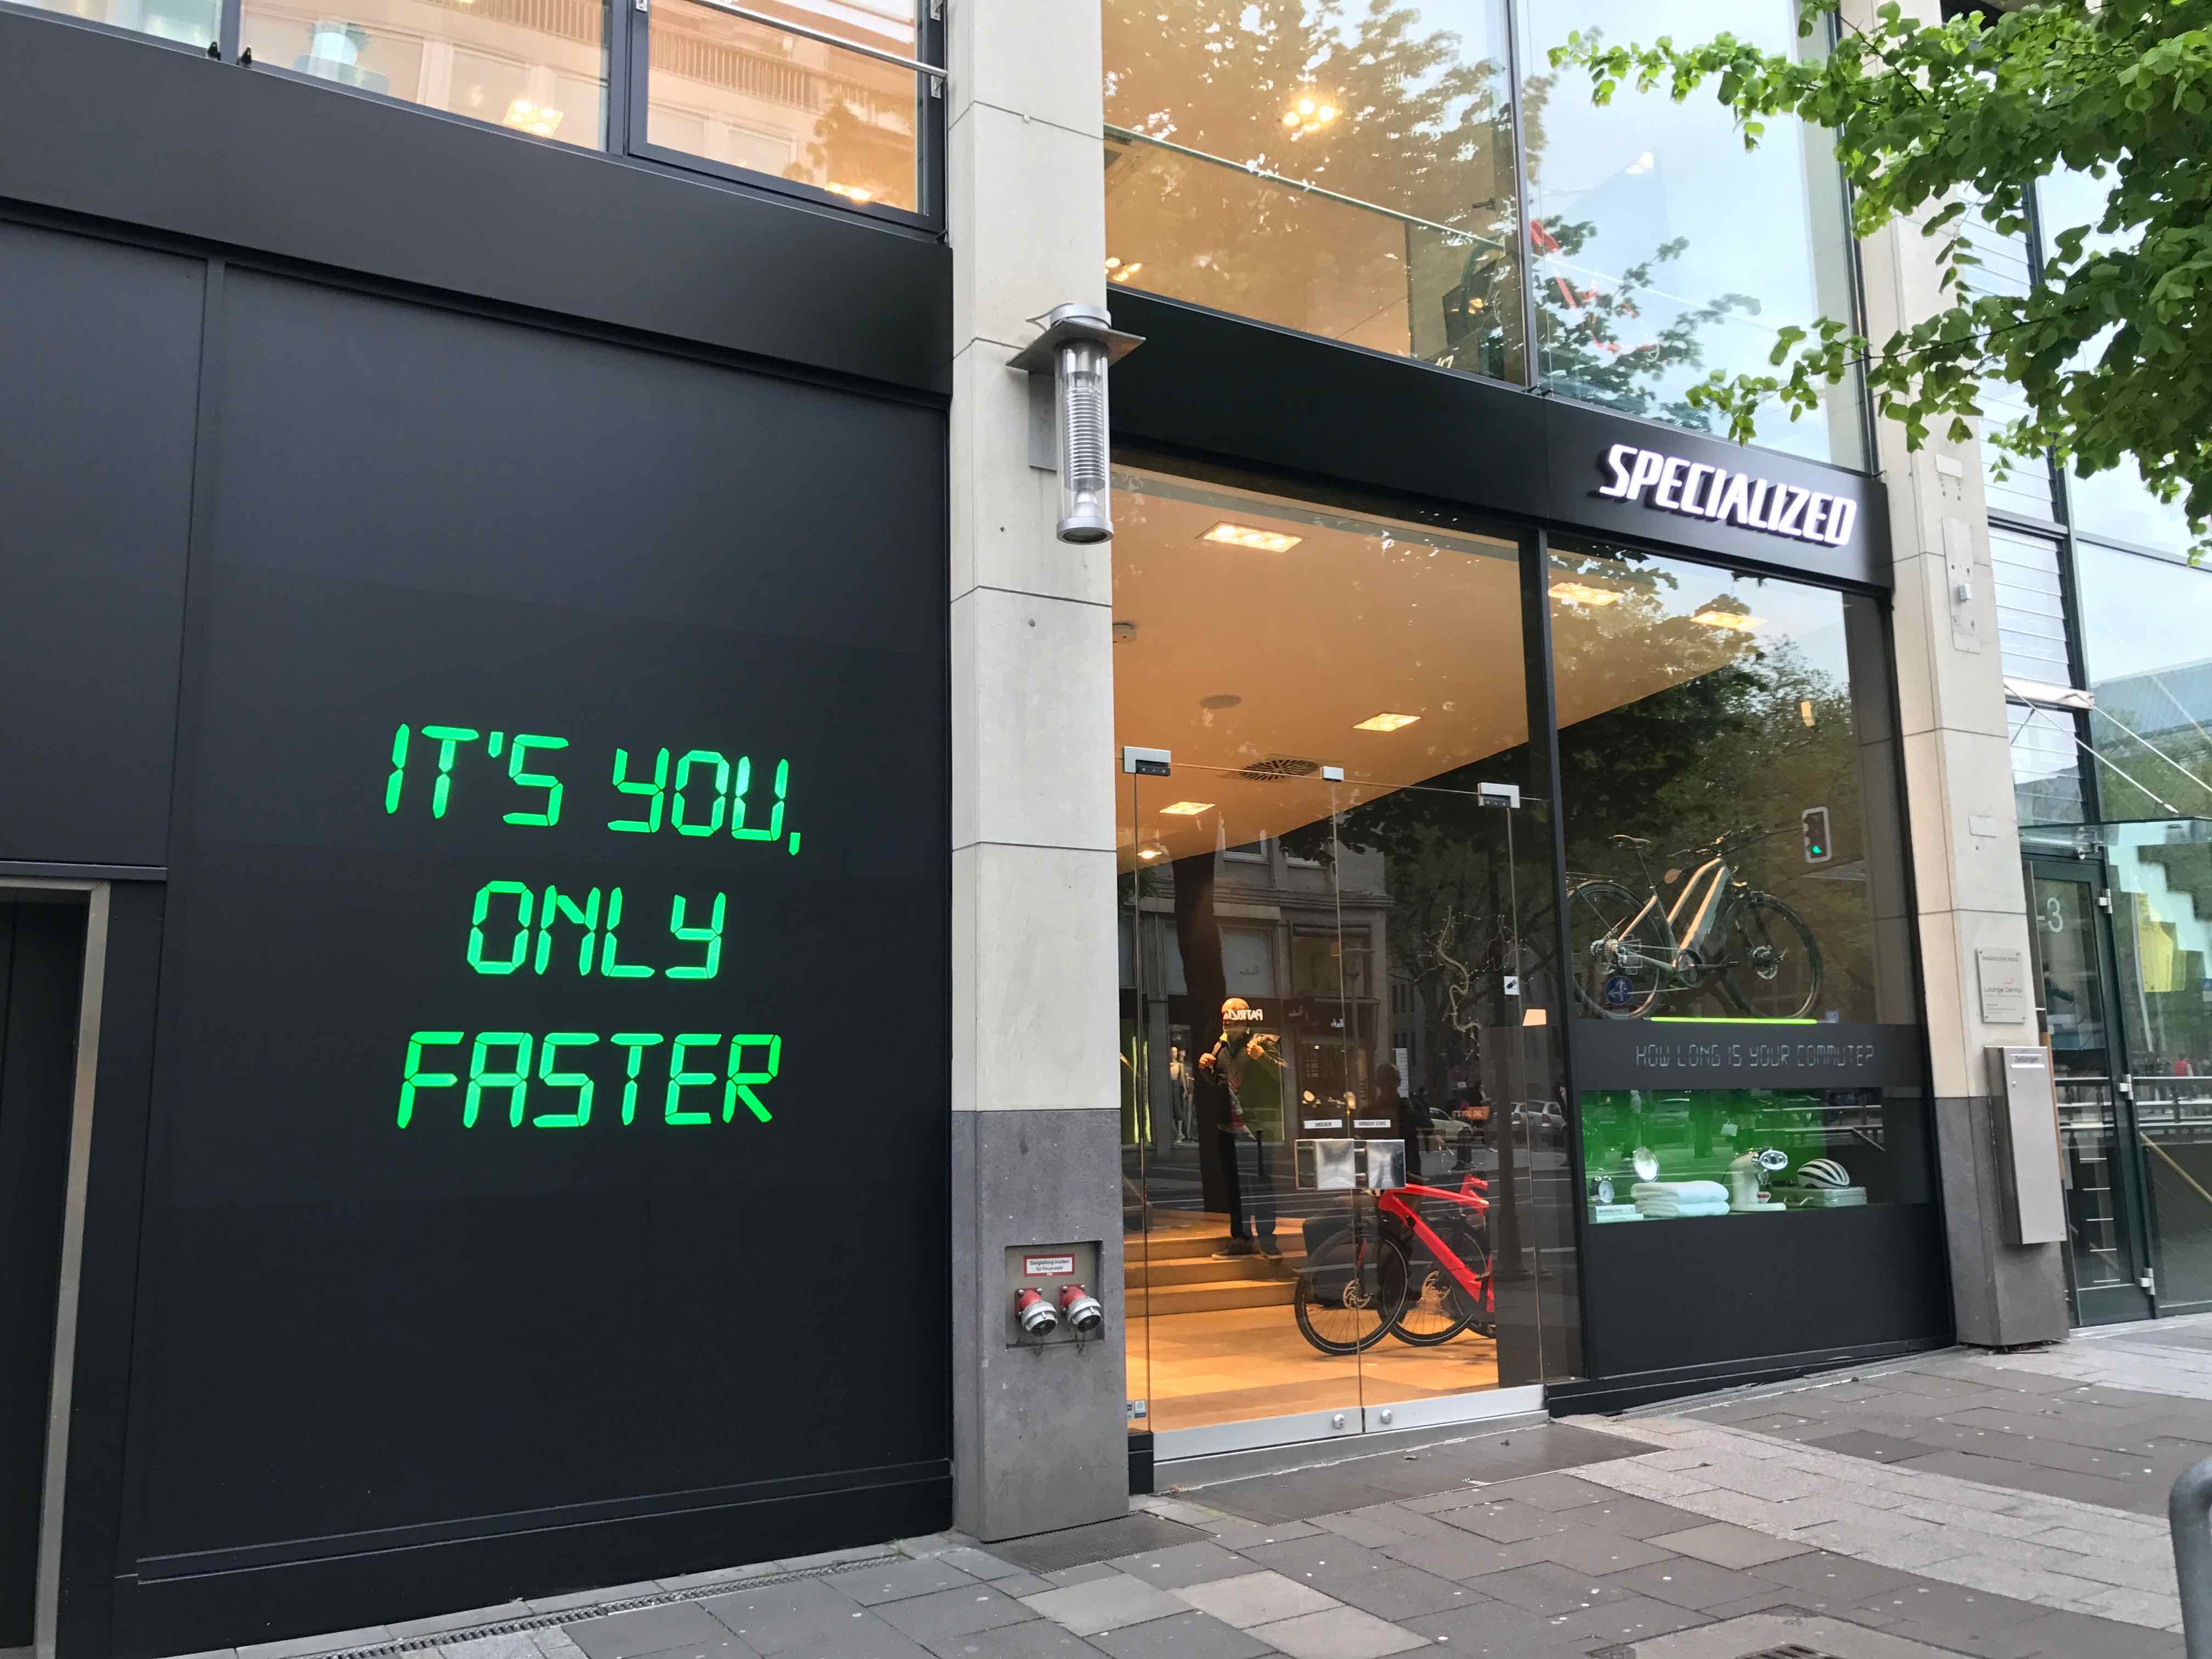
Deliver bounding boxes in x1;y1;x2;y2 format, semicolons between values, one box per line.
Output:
1126;1209;1502;1434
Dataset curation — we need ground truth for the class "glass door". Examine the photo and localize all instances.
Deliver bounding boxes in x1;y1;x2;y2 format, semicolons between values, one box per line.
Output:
1122;760;1381;1452
2030;860;2155;1323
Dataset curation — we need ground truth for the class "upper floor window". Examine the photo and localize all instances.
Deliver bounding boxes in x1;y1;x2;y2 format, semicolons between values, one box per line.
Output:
29;0;936;221
1100;0;1866;466
1516;0;1864;466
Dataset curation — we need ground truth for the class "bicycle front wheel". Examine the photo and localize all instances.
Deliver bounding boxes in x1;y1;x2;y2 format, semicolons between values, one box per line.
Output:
1720;894;1824;1019
1566;878;1666;1018
1293;1232;1408;1355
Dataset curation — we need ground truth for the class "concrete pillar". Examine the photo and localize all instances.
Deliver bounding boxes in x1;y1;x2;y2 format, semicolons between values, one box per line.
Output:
1853;0;2069;1345
943;0;1127;1538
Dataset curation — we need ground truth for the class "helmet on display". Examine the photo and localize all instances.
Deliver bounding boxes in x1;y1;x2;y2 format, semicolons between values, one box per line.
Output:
1797;1158;1852;1188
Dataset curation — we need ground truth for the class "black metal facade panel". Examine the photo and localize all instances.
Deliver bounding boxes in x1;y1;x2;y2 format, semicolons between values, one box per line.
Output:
1570;1019;1927;1092
1108;291;1891;590
1575;1203;1952;1392
0;13;951;397
0;223;201;867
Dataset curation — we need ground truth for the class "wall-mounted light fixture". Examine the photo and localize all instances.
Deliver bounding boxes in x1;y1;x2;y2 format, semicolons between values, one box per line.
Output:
1011;302;1144;545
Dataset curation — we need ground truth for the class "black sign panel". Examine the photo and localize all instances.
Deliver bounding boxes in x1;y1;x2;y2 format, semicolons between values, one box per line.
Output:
131;274;949;1579
1570;1018;1925;1091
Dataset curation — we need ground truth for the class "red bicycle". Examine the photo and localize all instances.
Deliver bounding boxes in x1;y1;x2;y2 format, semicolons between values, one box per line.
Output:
1292;1173;1496;1355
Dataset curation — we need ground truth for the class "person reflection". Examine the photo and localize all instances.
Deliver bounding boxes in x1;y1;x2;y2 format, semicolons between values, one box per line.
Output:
1201;998;1281;1258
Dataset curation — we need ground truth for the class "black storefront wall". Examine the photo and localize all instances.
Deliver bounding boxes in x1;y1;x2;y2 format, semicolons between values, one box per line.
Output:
0;18;952;1657
1109;289;1953;1413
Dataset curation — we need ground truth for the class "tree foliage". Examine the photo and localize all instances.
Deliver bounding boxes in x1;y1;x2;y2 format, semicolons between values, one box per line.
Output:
1554;0;2212;556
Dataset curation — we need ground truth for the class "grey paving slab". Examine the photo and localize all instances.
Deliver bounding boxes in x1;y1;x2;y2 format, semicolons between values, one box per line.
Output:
433;1637;541;1659
1891;1447;2153;1511
1172;1573;1340;1629
930;1548;1031;1583
1015;1573;1188;1637
1198;1519;1325;1550
656;1564;789;1593
619;1637;761;1659
1563;1492;1708;1539
241;1627;397;1659
830;1558;984;1605
1470;1472;1612;1511
1042;1564;1122;1588
1431;1498;1575;1545
1371;1531;1555;1581
1244;1606;1425;1659
775;1545;890;1572
699;1580;878;1650
911;1618;1103;1659
1237;1536;1393;1584
1596;1556;1780;1612
990;1575;1056;1598
1807;1429;1942;1464
756;1625;937;1659
1086;1610;1274;1659
1748;1551;1919;1605
1306;1563;1477;1621
1403;1597;1598;1658
1472;1561;1632;1618
566;1606;733;1659
1525;1523;1677;1576
1852;1578;2072;1633
992;1516;1206;1576
1538;1589;1712;1645
876;1588;1040;1645
1101;1548;1265;1601
1865;1617;2049;1658
2004;1606;2188;1658
1646;1522;1812;1568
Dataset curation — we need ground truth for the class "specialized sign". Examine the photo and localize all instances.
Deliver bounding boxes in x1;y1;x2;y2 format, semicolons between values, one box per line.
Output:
1597;443;1859;551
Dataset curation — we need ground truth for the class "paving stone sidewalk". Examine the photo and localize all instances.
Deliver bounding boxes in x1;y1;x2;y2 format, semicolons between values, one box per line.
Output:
162;1316;2212;1659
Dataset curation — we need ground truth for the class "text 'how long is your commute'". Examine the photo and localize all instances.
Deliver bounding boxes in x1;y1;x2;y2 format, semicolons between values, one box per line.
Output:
382;722;793;1132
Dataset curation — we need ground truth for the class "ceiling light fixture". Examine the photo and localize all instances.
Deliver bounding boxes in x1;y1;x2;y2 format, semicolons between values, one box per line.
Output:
1158;801;1214;816
1137;840;1169;861
1800;699;1816;727
501;97;564;137
1548;580;1621;606
825;182;874;203
1200;521;1302;552
1352;713;1421;732
1690;607;1762;631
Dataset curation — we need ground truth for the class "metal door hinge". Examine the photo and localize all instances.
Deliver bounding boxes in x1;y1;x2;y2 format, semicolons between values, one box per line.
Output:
2118;1074;2134;1097
2142;1272;2157;1295
929;0;941;18
2098;890;2114;911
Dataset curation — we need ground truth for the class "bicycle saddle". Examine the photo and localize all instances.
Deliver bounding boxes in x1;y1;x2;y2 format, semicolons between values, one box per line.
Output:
1609;833;1652;849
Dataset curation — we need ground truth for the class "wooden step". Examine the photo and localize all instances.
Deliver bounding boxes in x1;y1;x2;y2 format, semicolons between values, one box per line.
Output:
1127;1254;1297;1289
1133;1278;1300;1316
1127;1231;1309;1265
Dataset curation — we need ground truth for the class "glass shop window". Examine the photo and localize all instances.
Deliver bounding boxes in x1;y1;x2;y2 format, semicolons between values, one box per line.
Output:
1102;0;1526;382
1516;0;1866;466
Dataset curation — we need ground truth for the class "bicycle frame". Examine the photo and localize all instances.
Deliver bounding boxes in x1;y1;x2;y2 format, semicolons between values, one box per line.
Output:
1613;854;1739;978
1377;1176;1494;1312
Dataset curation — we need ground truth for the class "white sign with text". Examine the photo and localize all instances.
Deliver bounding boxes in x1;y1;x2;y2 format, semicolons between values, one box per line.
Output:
1597;443;1859;550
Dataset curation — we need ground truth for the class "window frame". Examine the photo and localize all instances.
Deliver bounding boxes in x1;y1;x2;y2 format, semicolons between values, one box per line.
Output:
204;0;944;228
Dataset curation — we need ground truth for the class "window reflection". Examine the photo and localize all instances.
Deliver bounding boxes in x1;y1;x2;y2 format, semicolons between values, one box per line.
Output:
646;0;921;211
25;0;216;46
1102;0;1524;380
2078;543;2212;822
241;0;606;146
1517;0;1864;465
1549;543;1909;1026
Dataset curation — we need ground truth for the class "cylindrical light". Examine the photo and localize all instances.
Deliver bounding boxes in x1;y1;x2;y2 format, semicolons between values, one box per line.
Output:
1056;334;1111;543
1008;302;1144;547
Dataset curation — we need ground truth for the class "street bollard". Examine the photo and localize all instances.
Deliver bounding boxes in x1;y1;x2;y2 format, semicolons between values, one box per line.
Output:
2171;1457;2212;1657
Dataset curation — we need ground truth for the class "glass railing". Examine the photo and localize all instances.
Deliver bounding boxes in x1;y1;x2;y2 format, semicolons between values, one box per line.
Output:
1102;125;1526;384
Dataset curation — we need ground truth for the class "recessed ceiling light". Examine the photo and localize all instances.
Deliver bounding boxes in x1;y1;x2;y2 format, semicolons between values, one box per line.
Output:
1158;800;1214;816
1200;693;1243;709
1352;713;1421;732
1549;581;1622;606
1137;840;1169;861
1201;522;1302;552
1690;607;1761;631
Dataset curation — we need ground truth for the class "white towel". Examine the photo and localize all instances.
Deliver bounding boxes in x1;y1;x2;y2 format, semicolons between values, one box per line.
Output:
1636;1197;1730;1217
1631;1180;1729;1204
